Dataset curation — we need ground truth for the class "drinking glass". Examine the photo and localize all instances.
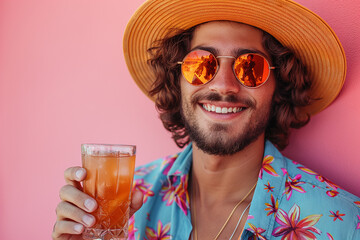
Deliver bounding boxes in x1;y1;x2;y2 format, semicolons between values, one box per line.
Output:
81;144;136;240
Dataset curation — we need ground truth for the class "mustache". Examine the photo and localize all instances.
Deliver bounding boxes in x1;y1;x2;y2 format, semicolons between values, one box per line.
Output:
191;92;255;108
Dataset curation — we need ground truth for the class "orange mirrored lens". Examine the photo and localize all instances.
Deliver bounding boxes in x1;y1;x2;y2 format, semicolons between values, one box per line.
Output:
181;50;217;86
234;53;270;87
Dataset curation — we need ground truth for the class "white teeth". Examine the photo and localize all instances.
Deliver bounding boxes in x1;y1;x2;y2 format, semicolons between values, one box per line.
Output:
202;104;244;114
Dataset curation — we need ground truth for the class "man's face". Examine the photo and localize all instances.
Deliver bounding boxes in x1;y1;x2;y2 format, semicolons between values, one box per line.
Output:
180;21;276;155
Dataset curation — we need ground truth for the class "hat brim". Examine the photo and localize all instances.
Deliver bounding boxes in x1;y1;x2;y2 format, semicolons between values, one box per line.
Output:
123;0;346;115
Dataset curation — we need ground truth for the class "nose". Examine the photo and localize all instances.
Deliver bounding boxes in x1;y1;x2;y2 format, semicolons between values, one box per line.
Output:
208;59;242;95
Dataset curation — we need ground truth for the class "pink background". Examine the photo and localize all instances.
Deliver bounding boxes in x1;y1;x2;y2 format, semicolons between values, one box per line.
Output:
0;0;359;239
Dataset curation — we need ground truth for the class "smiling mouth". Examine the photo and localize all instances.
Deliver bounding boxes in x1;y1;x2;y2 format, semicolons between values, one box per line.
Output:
202;104;245;114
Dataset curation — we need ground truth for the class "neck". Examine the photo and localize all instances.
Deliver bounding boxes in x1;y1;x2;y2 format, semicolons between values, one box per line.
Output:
191;135;265;206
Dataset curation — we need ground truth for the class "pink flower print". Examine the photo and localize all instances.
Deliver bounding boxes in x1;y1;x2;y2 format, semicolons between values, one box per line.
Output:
161;154;178;176
160;175;190;215
283;174;306;201
327;233;334;240
357;215;360;229
281;168;288;176
133;179;155;203
135;165;157;176
160;183;176;205
354;201;360;208
272;204;322;240
326;189;339;197
329;210;345;221
298;166;340;197
316;175;339;190
247;223;267;240
264;181;274;192
128;215;137;240
145;220;171;240
259;155;279;179
265;194;278;217
297;167;317;176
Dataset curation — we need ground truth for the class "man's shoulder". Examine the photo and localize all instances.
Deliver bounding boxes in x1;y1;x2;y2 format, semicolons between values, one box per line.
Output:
263;152;360;238
265;141;359;202
281;156;360;207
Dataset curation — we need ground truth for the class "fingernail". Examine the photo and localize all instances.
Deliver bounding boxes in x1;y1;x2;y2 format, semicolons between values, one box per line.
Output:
75;169;85;180
74;223;84;233
82;215;95;227
84;199;96;211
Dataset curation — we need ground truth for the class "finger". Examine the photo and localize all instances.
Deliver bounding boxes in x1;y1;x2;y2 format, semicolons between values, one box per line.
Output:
64;167;86;189
52;220;84;239
59;185;97;213
130;189;144;217
56;201;95;227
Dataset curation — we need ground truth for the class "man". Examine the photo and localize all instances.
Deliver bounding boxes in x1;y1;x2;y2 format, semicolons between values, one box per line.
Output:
52;0;360;239
241;54;256;87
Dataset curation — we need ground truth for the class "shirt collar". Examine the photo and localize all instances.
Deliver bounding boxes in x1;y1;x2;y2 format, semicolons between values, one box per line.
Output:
166;140;285;178
167;142;193;178
166;140;287;239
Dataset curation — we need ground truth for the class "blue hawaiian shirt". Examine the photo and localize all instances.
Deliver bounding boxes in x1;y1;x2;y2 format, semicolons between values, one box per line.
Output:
129;141;360;239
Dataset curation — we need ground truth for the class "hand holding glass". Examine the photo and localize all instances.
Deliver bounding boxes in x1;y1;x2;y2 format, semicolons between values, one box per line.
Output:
81;144;136;240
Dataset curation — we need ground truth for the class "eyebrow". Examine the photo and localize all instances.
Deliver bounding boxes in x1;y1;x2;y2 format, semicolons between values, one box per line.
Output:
189;45;268;58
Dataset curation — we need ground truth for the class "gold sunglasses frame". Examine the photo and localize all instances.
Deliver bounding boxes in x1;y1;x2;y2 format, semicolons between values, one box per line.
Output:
177;50;276;88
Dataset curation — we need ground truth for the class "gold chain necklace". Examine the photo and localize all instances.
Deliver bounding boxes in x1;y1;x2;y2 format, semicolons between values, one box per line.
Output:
191;182;257;240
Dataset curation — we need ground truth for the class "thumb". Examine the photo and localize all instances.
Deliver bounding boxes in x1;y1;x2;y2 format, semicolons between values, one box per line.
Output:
130;189;144;217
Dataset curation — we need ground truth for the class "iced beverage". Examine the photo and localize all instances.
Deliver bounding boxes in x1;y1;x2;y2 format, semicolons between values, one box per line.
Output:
81;144;136;240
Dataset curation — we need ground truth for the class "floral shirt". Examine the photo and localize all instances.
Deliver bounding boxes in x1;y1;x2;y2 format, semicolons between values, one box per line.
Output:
129;141;360;240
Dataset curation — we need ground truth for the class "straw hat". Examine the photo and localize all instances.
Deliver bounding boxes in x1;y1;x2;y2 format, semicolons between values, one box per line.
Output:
123;0;346;115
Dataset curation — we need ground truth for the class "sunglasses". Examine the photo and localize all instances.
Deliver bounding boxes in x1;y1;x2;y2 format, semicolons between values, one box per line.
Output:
177;49;275;88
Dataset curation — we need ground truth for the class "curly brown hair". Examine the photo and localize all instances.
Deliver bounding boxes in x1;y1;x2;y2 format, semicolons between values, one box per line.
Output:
148;24;312;150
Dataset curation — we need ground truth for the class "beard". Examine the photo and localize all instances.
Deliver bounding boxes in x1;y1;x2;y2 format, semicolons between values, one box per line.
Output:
180;92;272;156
